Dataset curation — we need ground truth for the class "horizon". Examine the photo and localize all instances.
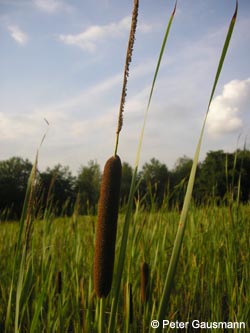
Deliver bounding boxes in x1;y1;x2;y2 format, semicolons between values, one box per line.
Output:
1;146;248;176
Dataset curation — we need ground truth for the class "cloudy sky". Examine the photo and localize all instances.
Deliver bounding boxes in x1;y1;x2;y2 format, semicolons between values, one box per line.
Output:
1;0;250;173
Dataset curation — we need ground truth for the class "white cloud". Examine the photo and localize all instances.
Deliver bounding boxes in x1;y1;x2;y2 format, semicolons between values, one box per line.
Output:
59;16;130;52
138;23;152;33
207;78;250;136
33;0;71;13
59;16;152;52
8;25;28;45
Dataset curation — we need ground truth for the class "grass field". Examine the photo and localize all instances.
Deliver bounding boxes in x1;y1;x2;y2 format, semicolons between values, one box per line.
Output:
0;202;249;332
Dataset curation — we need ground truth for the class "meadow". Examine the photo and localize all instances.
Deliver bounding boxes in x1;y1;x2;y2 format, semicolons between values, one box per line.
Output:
0;202;249;332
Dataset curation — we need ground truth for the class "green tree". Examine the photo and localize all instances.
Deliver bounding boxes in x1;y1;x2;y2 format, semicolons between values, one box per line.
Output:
39;164;76;216
170;156;194;207
0;157;32;218
120;162;133;205
76;160;101;214
232;149;250;203
139;158;169;208
196;150;232;203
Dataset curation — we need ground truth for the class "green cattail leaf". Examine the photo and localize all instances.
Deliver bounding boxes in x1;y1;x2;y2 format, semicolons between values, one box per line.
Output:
156;1;238;329
136;0;177;167
206;0;238;112
147;1;177;111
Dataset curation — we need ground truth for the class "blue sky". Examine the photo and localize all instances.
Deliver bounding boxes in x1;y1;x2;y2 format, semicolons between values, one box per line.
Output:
0;0;250;173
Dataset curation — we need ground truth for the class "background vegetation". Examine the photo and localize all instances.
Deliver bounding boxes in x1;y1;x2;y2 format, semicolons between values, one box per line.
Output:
1;148;250;220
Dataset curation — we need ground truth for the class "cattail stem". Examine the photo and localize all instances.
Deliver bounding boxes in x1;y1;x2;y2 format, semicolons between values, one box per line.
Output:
114;135;119;157
98;298;105;333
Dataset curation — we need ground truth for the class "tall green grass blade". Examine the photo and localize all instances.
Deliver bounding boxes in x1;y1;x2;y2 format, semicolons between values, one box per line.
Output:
108;3;177;332
156;1;238;329
14;251;26;333
15;154;38;333
5;154;38;333
29;269;51;333
5;123;48;332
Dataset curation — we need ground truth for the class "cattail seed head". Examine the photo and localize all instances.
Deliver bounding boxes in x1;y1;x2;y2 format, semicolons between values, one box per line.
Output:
94;155;122;298
141;262;150;304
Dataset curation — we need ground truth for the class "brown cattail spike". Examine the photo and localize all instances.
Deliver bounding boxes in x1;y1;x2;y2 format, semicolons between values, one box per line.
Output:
141;262;150;303
94;155;122;298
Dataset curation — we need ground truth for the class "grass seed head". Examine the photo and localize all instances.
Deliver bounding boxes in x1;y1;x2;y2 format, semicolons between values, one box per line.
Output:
93;155;122;298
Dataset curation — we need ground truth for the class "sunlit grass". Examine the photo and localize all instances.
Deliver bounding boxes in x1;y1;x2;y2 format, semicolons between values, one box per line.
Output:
0;204;249;332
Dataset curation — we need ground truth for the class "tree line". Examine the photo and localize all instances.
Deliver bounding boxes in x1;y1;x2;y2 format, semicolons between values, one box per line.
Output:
0;149;249;219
